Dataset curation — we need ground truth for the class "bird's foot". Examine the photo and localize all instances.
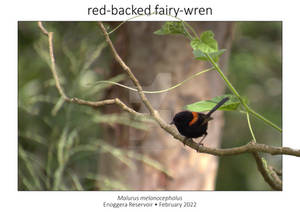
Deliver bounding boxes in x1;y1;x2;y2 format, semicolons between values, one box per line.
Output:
196;142;204;152
183;137;189;146
196;134;206;152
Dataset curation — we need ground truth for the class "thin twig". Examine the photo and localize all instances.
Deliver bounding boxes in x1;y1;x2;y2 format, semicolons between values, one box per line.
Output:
252;152;282;190
97;22;293;191
269;166;283;187
38;21;49;35
94;67;214;94
98;22;182;145
70;97;144;117
38;21;300;158
270;166;282;176
38;21;298;190
37;21;143;118
246;110;281;189
98;22;155;115
98;21;300;156
187;139;300;157
48;32;68;100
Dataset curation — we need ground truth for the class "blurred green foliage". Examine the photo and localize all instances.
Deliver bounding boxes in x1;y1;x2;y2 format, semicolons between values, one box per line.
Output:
18;22;152;190
216;22;282;190
18;21;282;191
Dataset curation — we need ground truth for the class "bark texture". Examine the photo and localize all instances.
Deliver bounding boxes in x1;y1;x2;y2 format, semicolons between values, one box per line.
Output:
99;22;234;190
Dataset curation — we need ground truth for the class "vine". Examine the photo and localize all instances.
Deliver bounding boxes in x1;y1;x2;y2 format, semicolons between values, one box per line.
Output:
36;20;293;191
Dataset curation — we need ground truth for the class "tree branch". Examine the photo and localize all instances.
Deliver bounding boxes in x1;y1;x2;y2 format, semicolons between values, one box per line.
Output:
97;21;290;191
37;21;144;118
38;21;297;190
97;21;299;157
98;22;156;116
38;21;299;157
69;97;144;117
268;166;283;186
252;152;282;190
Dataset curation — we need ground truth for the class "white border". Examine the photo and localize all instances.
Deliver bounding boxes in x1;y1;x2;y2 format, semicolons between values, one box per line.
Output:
1;0;298;211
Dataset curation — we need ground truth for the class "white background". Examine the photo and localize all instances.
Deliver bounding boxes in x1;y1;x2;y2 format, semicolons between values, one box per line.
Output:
0;0;298;211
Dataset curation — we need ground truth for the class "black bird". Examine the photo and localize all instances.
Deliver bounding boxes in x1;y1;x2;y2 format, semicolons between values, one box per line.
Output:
171;97;229;145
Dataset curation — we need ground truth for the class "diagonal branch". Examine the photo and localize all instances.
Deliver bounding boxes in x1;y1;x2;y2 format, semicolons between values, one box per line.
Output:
70;97;144;117
38;21;298;190
97;21;300;157
252;152;282;190
37;21;143;118
38;21;300;158
98;22;155;115
246;111;282;190
268;166;283;186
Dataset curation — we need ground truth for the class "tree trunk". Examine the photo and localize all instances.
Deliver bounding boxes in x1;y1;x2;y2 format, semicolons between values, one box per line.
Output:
99;22;234;190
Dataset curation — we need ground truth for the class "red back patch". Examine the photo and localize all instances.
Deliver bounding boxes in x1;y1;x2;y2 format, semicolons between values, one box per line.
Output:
188;112;198;126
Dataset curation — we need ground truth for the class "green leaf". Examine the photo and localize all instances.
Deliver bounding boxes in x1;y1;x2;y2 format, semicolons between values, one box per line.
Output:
191;31;217;51
193;49;226;61
185;94;242;112
191;30;226;62
154;21;188;37
190;31;217;51
200;31;218;50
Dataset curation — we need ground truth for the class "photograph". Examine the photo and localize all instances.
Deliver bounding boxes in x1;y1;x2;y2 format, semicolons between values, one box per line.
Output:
18;21;282;191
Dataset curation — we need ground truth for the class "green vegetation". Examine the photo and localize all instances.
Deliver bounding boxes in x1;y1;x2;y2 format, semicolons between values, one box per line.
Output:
18;21;282;190
18;22;150;190
216;22;282;190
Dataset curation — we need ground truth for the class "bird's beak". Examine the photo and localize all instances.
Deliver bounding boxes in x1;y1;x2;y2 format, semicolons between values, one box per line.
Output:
170;120;174;125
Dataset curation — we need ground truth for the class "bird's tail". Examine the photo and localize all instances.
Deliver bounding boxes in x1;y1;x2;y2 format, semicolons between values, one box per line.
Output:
206;97;229;117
